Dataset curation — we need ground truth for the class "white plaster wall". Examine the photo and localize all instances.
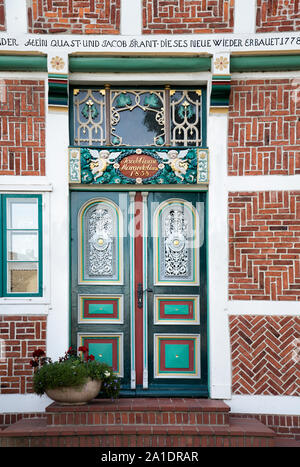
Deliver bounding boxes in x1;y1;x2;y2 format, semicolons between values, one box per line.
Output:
207;110;232;399
120;0;142;35
5;0;27;34
234;0;256;34
45;108;70;362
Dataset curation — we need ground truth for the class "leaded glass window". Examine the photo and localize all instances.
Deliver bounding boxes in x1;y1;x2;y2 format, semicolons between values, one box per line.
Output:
71;87;204;147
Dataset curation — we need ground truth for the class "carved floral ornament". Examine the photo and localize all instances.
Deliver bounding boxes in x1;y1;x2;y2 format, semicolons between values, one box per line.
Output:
69;147;209;185
50;56;65;71
214;56;229;72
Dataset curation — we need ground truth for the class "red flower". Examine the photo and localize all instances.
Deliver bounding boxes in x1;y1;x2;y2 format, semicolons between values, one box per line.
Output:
87;354;95;361
78;346;88;353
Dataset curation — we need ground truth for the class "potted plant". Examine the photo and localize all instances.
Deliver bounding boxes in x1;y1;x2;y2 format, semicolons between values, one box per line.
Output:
30;346;120;405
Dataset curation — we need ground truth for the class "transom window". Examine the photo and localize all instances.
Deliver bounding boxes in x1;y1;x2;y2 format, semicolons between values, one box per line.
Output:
71;86;205;147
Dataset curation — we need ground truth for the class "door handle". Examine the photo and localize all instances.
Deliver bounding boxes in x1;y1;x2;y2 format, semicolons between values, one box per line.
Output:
137;284;153;308
137;283;143;308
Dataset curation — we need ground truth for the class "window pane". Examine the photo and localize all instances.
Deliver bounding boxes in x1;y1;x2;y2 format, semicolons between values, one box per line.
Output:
73;89;106;146
170;90;202;146
7;262;38;294
7;198;38;229
7;231;38;261
110;91;165;146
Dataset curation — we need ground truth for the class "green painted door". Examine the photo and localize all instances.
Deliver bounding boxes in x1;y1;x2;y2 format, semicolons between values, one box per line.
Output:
145;192;207;396
70;191;131;388
70;190;208;397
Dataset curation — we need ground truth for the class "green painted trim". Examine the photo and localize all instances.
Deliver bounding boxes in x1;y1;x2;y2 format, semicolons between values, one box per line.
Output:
0;55;47;71
69;56;211;73
205;191;210;397
210;76;231;107
1;194;43;297
230;54;300;72
48;81;68;95
68;193;72;349
49;73;68;80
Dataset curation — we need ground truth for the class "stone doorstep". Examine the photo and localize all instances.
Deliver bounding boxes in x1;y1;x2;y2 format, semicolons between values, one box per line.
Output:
45;398;231;413
0;416;275;439
275;437;300;447
45;398;231;426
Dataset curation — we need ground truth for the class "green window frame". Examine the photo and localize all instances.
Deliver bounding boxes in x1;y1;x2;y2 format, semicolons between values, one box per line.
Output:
0;194;43;297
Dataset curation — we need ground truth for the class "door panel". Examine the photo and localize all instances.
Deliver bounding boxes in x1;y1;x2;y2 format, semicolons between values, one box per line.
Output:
70;191;131;386
146;192;207;396
70;190;208;397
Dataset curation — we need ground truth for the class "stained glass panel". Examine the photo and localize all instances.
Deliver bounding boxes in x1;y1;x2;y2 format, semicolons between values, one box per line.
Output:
170;90;202;146
73;89;106;146
110;90;165;146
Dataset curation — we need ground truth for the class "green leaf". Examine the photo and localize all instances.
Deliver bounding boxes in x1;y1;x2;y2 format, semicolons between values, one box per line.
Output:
144;93;161;109
115;93;132;108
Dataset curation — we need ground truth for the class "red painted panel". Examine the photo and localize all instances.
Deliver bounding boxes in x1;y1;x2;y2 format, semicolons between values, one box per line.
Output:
134;193;144;385
159;300;194;320
83;299;118;320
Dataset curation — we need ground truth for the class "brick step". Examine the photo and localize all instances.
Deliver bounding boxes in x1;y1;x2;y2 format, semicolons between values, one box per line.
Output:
275;437;300;447
0;417;276;447
45;398;230;426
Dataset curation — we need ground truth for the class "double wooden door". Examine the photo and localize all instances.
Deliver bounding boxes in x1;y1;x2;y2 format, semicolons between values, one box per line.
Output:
70;190;207;396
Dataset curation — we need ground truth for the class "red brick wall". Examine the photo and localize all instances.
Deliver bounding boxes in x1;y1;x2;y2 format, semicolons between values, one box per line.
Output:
0;316;47;394
230;315;300;395
142;0;234;34
228;191;300;301
228;79;300;177
0;0;5;31
27;0;120;34
256;0;300;32
0;80;45;176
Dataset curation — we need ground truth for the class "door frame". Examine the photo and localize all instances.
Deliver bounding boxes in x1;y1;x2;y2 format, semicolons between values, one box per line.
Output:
69;185;209;397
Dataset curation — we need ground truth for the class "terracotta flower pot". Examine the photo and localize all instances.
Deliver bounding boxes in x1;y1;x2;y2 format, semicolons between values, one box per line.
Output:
45;378;102;405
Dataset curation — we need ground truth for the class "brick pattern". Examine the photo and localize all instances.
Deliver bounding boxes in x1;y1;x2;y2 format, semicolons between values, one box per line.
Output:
230;315;300;395
228;79;300;177
0;412;44;428
142;0;234;34
228;191;300;300
27;0;120;34
0;0;5;31
0;316;47;394
256;0;300;32
45;401;230;426
0;80;45;176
